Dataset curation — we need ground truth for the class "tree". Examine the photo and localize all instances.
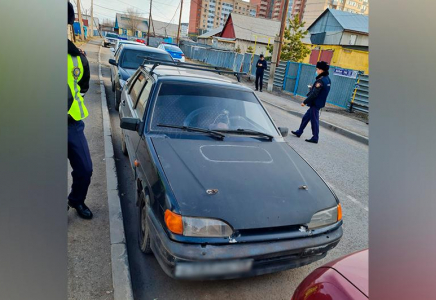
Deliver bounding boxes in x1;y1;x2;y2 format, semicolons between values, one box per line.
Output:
246;46;254;54
266;14;311;62
125;8;142;37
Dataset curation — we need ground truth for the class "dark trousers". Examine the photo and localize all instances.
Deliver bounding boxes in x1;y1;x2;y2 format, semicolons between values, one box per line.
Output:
295;107;320;141
255;71;264;90
68;120;93;206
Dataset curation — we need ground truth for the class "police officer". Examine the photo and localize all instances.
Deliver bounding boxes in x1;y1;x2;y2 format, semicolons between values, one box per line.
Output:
68;2;93;219
291;61;331;144
255;54;267;92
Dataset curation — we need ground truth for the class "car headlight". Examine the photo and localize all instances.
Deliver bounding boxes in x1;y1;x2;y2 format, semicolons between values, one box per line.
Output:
307;204;342;230
165;210;233;237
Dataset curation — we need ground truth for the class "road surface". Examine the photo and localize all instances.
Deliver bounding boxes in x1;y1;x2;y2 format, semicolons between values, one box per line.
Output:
97;43;368;300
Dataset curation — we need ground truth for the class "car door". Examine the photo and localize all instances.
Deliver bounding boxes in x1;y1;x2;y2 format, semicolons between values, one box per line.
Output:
119;70;148;168
131;74;156;187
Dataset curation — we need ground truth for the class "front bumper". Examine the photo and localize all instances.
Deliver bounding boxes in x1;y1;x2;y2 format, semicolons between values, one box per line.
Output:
147;209;343;280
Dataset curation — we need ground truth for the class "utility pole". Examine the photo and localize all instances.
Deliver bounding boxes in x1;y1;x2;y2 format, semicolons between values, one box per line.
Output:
176;0;184;45
147;0;153;45
90;0;94;37
267;0;290;92
77;0;85;40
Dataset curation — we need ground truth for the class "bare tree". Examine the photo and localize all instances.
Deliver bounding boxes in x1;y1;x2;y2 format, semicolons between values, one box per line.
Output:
125;8;142;37
102;18;114;27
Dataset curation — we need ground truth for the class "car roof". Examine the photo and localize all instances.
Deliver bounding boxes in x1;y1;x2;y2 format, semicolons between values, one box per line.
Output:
121;44;169;54
142;65;251;90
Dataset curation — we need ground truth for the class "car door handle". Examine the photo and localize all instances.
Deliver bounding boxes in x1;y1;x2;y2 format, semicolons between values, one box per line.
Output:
122;100;126;105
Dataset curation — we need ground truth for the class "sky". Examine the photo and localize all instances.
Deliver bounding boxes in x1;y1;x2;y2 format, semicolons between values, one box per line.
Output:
74;0;190;25
73;0;250;25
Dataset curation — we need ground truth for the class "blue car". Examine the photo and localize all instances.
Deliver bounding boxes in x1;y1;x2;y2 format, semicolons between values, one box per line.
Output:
157;43;185;62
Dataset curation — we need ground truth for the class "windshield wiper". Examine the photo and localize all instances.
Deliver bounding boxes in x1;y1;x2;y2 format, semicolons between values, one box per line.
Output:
216;128;274;141
157;124;225;140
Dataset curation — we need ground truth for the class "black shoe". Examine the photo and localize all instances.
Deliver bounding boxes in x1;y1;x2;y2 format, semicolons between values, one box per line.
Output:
305;139;318;144
255;88;258;91
68;202;93;219
291;131;301;137
259;90;263;92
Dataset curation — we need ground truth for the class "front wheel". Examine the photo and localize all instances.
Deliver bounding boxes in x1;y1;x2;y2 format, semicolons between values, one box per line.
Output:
114;90;121;111
121;131;128;156
138;191;152;254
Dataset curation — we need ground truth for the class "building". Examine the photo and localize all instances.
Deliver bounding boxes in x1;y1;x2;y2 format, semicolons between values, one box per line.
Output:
250;0;293;21
303;8;369;73
181;23;189;37
197;26;224;45
114;13;179;38
291;0;369;28
189;0;257;35
220;13;280;54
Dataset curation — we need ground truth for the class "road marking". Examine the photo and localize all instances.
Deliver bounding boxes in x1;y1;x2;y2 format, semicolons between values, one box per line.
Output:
346;195;369;212
327;182;368;212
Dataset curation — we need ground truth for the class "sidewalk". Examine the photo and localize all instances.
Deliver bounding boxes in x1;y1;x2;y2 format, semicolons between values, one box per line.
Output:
68;40;114;300
239;80;369;143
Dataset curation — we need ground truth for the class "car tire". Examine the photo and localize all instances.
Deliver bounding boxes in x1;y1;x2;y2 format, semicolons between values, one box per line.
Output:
138;191;152;254
121;130;128;156
115;90;121;111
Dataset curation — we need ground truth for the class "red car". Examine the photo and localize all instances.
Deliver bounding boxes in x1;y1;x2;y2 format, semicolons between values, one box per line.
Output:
292;249;368;300
136;39;146;45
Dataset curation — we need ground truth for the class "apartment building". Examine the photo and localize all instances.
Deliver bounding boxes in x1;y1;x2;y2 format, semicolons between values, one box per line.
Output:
189;0;257;35
291;0;369;28
250;0;293;21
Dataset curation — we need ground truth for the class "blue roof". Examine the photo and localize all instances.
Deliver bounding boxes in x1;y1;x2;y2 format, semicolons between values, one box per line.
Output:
309;8;368;34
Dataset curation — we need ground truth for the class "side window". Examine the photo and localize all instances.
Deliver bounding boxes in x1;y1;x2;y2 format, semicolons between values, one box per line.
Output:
135;78;153;117
129;72;147;105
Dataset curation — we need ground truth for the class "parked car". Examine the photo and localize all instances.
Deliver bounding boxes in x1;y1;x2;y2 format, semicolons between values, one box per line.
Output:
117;59;343;280
292;249;368;300
108;44;173;111
157;43;185;62
111;39;144;55
103;33;118;47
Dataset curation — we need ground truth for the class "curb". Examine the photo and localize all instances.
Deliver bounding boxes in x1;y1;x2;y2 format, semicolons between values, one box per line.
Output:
261;100;369;145
98;46;134;300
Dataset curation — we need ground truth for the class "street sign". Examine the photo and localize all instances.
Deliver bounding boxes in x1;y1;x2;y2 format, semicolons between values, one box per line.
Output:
333;68;359;79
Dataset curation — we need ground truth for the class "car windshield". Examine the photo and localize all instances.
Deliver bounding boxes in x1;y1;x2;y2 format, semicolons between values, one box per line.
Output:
164;45;182;52
120;50;172;69
151;82;278;136
107;33;118;38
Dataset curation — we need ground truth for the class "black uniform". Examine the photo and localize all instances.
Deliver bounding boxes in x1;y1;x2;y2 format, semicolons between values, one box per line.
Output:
294;71;331;142
255;59;267;91
68;40;92;209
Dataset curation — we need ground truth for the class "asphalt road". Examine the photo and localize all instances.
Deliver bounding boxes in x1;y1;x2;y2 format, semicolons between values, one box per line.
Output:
98;43;368;300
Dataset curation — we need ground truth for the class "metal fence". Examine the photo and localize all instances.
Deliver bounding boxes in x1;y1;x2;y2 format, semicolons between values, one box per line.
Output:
180;44;368;112
180;44;245;72
349;74;369;113
283;62;361;109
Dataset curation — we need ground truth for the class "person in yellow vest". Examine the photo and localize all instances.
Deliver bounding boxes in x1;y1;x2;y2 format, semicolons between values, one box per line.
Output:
68;2;93;219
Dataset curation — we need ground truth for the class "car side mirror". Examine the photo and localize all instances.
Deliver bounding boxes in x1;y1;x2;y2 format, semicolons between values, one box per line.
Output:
278;127;289;137
109;59;117;66
120;117;141;132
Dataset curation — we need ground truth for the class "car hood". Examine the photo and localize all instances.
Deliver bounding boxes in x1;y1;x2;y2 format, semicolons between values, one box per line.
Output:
152;138;338;230
119;67;136;81
325;249;369;297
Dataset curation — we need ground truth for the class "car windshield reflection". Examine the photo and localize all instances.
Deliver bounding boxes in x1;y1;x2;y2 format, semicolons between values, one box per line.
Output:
151;82;278;137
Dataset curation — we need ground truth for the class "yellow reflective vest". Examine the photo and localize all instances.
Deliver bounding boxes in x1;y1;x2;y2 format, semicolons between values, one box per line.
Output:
68;54;89;120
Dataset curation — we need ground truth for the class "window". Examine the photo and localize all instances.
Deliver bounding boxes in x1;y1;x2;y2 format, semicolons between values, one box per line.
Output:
130;72;147;106
151;83;278;136
135;76;153;117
